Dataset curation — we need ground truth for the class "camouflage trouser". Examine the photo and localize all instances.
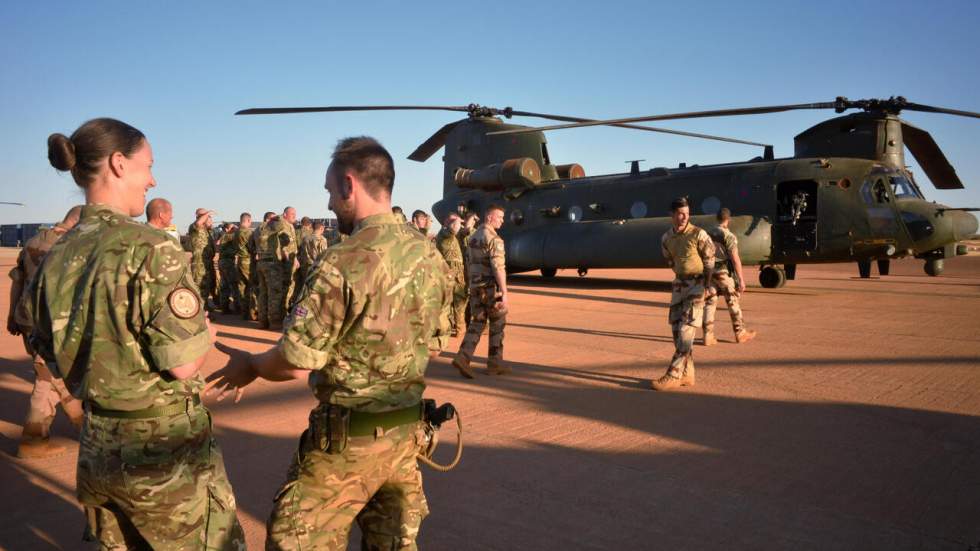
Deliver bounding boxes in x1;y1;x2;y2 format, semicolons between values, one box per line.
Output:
266;422;428;550
703;270;744;335
666;276;705;379
218;259;240;312
77;406;244;550
21;335;82;441
283;262;296;316
191;261;216;305
456;286;506;365
257;261;288;326
447;264;466;336
238;260;254;320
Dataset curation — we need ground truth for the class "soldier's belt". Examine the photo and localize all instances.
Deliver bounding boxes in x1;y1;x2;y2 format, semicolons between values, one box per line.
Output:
86;395;201;419
309;403;422;454
676;273;705;281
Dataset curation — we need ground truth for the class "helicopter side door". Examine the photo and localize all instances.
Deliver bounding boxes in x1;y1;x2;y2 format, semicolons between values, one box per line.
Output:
859;174;902;243
772;179;819;259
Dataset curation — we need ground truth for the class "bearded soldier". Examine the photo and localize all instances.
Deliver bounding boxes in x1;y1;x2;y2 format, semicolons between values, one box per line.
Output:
207;136;451;549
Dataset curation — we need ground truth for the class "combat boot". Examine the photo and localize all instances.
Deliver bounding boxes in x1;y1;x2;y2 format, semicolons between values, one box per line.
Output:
452;356;475;379
17;438;67;459
736;329;757;344
651;373;683;391
487;360;511;375
681;360;696;387
702;330;717;347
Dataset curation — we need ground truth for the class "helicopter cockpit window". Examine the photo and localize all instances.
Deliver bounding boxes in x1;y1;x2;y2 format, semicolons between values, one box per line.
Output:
890;176;917;199
541;143;551;166
861;178;890;205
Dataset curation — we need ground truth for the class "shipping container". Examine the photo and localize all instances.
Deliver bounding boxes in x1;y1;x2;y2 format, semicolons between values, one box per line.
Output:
1;224;20;247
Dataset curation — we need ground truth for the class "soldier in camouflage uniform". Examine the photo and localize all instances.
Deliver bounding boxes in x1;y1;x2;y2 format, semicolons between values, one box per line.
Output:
254;212;281;329
7;206;85;458
411;209;431;239
435;213;467;337
146;197;181;245
187;207;217;308
703;208;756;346
207;136;451;550
295;220;328;292
294;216;314;294
652;197;715;391
452;205;509;378
234;212;255;320
459;212;479;327
256;207;298;329
31;119;244;549
217;222;240;313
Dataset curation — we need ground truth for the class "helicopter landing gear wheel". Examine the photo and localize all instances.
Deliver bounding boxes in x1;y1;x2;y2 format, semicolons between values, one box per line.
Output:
877;259;890;276
924;259;944;277
540;268;557;278
857;260;872;279
759;266;786;289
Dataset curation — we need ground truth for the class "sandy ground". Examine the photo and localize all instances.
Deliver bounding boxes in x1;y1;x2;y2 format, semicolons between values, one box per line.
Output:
0;248;978;550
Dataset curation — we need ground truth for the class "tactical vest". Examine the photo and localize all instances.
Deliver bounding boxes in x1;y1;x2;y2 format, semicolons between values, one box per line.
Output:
664;224;704;278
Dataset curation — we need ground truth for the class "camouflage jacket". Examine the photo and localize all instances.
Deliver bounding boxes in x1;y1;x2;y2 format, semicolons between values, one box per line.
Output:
298;234;328;271
29;204;210;410
458;226;476;267
280;213;451;413
708;225;738;273
435;228;464;270
661;224;715;279
218;231;237;261
255;220;280;262
299;226;313;243
261;218;297;263
8;225;68;329
187;222;216;270
466;224;505;288
235;227;253;264
325;228;344;247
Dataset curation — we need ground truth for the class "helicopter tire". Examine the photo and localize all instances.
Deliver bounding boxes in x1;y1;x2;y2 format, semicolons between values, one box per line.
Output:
877;259;890;276
759;266;786;289
858;260;872;279
924;259;944;277
540;268;557;278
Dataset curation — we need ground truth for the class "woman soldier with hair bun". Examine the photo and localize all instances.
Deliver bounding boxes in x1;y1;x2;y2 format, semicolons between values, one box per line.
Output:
29;118;245;549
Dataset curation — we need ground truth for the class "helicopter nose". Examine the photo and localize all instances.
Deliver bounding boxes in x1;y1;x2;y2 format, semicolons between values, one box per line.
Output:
952;210;979;241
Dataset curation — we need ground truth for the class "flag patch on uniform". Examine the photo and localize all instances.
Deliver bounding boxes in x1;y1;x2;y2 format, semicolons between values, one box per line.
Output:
293;306;308;318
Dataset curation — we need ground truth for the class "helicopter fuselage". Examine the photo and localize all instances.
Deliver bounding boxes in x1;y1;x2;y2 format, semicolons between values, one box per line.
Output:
432;155;977;278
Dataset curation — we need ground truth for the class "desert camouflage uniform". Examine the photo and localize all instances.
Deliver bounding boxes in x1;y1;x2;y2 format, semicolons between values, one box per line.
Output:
8;225;83;443
293;226;313;293
28;204;244;550
267;212;451;549
324;227;344;246
704;225;746;336
235;226;255;320
435;227;466;336
187;222;217;305
255;220;280;327
456;224;507;369
217;231;240;312
295;232;328;293
660;224;715;379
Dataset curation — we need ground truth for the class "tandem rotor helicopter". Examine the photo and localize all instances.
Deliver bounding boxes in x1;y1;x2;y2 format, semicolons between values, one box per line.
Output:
236;96;979;288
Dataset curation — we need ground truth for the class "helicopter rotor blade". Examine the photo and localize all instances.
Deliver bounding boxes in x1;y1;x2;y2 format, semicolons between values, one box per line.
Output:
901;121;964;190
899;102;980;119
487;102;840;136
235;105;474;116
503;110;769;147
408;120;465;162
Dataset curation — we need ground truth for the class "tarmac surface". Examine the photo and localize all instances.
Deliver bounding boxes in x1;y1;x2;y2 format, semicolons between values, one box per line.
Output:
1;248;978;550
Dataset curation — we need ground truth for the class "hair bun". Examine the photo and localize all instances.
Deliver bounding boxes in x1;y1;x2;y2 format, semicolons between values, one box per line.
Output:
47;133;76;172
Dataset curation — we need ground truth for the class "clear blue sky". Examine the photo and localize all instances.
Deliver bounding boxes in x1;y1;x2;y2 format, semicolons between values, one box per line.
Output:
1;1;978;228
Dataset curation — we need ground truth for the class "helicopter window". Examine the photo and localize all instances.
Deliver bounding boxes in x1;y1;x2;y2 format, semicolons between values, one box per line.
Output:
862;178;890;205
900;211;934;241
568;206;583;223
890;176;917;199
630;201;647;218
541;143;551;165
510;209;524;226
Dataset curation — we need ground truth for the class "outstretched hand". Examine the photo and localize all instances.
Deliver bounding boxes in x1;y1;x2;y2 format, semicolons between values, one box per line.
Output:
204;341;258;403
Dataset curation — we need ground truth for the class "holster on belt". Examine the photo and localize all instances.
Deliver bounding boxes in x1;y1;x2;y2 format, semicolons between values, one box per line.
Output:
308;403;349;455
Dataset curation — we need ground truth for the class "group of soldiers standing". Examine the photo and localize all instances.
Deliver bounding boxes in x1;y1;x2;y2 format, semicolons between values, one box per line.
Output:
176;204;343;330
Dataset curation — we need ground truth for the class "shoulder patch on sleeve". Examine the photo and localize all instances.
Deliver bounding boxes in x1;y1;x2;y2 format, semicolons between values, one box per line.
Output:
168;288;201;319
